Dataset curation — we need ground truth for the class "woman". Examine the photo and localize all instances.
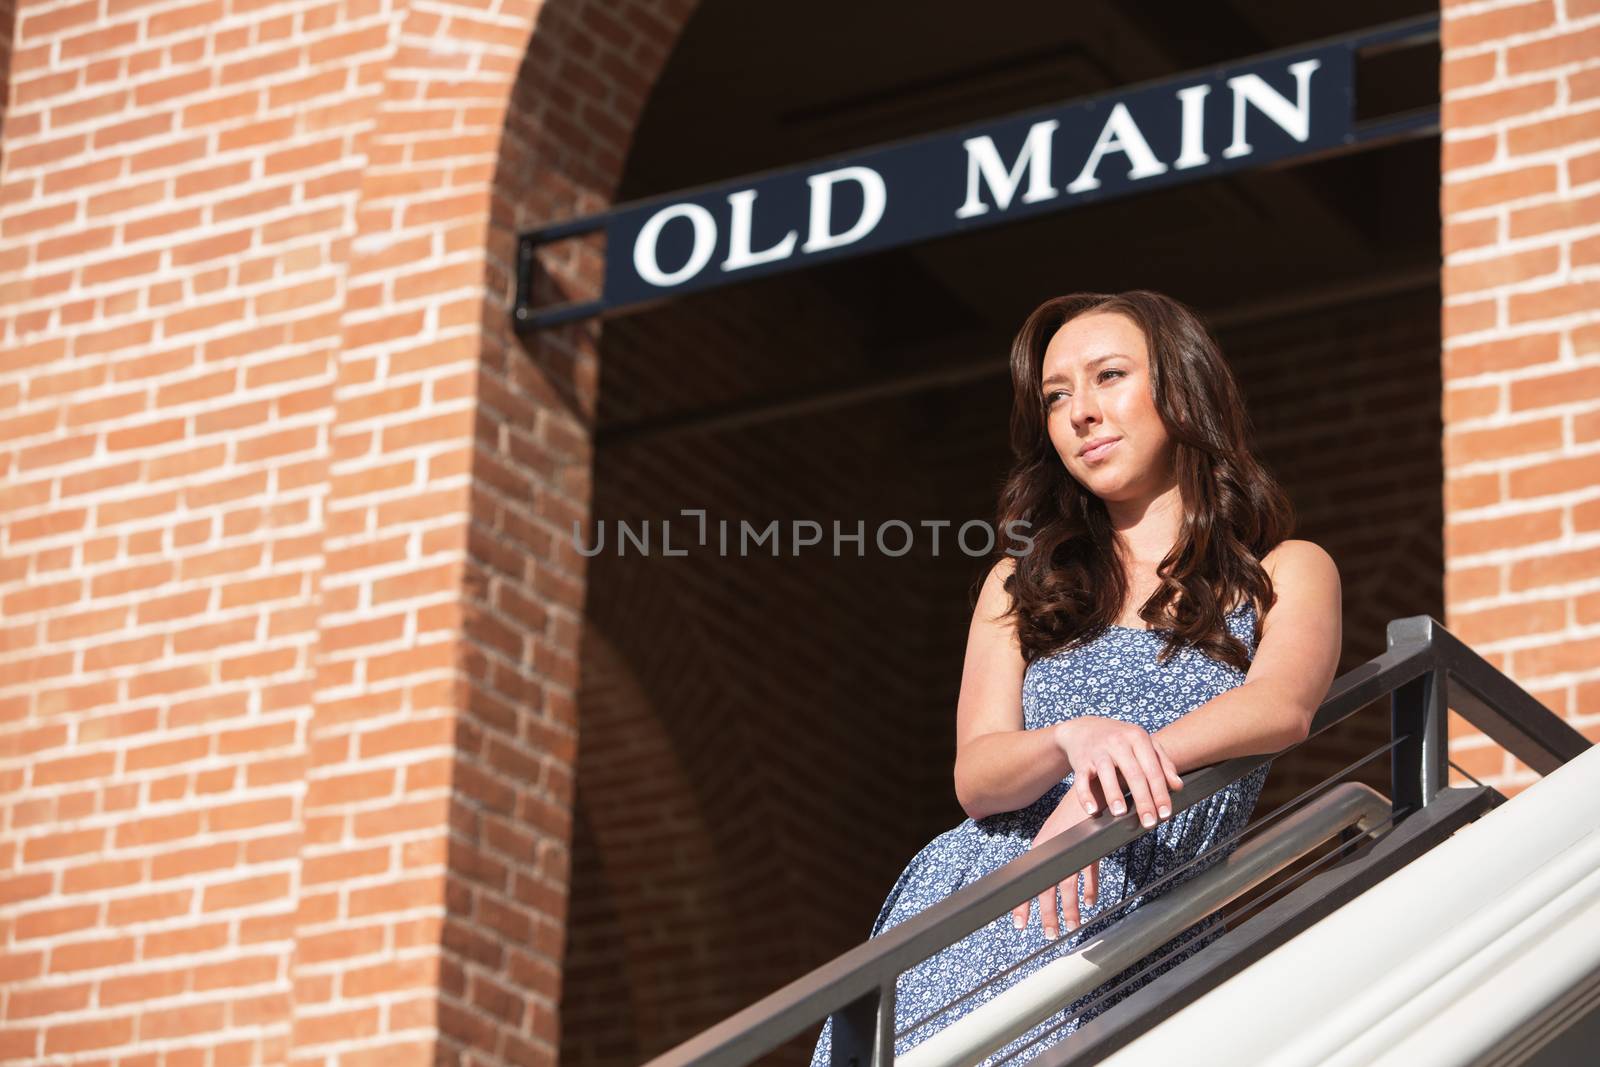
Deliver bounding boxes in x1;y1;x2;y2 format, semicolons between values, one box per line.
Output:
808;290;1342;1065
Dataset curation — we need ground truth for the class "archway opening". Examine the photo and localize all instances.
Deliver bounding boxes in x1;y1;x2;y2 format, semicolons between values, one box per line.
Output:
557;2;1440;1061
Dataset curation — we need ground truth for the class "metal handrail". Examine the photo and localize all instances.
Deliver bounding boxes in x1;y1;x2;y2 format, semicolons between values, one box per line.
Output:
640;615;1592;1067
898;783;1391;1067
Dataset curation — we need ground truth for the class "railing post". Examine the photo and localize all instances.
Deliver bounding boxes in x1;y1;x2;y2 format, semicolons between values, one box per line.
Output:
831;982;896;1066
1389;619;1448;814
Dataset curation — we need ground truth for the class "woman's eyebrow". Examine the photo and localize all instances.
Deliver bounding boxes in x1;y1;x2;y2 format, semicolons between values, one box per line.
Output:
1042;353;1129;386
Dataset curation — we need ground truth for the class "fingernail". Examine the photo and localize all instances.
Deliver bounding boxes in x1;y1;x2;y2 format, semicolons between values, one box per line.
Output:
1045;929;1057;941
1085;800;1096;814
1066;919;1077;931
1159;805;1171;818
1013;913;1025;929
1141;812;1155;827
1113;803;1125;815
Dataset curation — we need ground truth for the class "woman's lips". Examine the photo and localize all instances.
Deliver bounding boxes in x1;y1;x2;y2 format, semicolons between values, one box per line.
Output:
1081;438;1119;462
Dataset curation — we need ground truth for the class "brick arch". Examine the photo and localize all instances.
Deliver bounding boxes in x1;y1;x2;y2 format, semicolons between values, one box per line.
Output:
421;0;701;1063
0;0;13;170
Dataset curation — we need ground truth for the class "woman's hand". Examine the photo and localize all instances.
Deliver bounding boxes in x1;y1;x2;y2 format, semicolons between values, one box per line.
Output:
1011;787;1100;938
1054;718;1184;828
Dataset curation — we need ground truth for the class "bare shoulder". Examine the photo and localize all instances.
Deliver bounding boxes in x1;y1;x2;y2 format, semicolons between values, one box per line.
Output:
990;553;1019;580
1262;538;1340;582
976;553;1020;615
1259;539;1342;629
1247;539;1343;729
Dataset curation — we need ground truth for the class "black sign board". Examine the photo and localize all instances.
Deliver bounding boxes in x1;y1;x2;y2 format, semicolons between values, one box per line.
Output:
515;15;1437;331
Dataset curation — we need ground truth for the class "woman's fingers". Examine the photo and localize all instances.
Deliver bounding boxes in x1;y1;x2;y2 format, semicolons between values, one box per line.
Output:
1128;742;1171;822
1074;765;1100;815
1038;887;1060;939
1095;756;1125;816
1058;872;1080;932
1060;865;1101;933
1157;740;1184;791
1113;748;1158;828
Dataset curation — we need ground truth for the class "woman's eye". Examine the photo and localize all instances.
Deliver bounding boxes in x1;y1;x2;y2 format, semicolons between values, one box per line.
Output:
1045;370;1121;406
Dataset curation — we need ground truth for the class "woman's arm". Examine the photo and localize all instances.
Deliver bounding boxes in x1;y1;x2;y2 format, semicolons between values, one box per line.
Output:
953;556;1071;821
956;729;1074;821
1151;539;1343;775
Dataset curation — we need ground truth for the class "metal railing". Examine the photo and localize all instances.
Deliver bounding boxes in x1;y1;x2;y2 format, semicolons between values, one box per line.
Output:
641;615;1592;1067
897;782;1392;1067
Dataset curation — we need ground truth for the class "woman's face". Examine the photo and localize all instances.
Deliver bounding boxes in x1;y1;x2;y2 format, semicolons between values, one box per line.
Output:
1040;310;1174;501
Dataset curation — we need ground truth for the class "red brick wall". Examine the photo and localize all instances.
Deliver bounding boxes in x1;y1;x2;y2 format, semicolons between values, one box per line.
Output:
0;0;694;1062
1441;0;1600;791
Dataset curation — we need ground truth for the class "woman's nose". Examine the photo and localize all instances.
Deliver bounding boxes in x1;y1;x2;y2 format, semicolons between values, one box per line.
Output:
1069;391;1098;427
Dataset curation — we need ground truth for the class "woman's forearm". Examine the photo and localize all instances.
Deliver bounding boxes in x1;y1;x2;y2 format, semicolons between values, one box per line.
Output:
1151;680;1309;776
953;724;1074;821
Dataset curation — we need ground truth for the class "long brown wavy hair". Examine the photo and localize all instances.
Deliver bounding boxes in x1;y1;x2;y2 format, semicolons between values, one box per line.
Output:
984;290;1295;672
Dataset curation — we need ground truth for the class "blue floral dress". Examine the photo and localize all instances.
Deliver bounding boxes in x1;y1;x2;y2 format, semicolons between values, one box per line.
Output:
808;600;1269;1066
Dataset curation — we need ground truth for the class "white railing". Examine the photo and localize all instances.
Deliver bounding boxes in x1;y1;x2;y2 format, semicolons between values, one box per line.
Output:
1095;740;1600;1067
